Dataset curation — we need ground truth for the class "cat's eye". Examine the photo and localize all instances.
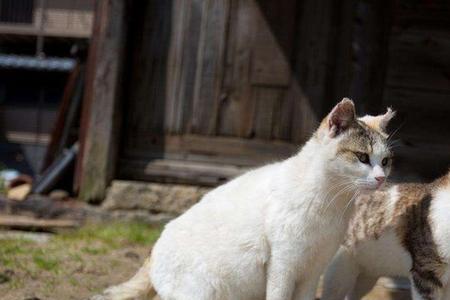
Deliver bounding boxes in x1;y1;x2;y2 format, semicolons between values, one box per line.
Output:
355;152;370;165
382;157;389;166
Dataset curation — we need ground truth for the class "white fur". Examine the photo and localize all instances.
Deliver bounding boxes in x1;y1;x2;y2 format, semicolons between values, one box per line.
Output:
431;185;450;264
94;100;392;300
322;184;450;300
430;184;450;296
148;123;392;300
151;140;355;300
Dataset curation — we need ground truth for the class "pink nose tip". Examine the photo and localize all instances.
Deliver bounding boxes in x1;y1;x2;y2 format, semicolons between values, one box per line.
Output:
375;176;385;183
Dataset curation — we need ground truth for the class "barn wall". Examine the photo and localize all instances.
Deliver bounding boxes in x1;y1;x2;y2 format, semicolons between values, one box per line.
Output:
381;1;450;180
118;0;345;185
112;0;450;187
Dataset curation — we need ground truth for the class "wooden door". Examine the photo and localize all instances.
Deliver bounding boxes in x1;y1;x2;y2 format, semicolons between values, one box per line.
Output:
119;0;340;185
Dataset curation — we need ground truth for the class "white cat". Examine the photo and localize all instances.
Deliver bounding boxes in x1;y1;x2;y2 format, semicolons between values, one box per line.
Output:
93;99;395;300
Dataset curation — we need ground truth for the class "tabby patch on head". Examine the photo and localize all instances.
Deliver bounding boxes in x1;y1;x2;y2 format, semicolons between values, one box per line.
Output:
317;99;395;190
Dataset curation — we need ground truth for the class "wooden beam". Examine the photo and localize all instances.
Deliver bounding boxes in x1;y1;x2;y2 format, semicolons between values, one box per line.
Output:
77;0;127;203
0;214;79;232
43;63;81;171
119;158;249;187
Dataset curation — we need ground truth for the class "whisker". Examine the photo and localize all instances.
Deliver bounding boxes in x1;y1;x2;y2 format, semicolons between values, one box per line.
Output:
338;190;360;225
387;122;405;143
322;184;356;214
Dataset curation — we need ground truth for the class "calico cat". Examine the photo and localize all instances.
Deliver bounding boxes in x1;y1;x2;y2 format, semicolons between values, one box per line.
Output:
322;170;450;300
93;99;395;300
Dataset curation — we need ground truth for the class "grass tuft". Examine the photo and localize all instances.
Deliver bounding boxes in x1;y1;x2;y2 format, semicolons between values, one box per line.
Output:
32;252;60;271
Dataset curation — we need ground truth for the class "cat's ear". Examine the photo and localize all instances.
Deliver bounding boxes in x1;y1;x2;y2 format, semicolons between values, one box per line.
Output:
359;107;396;133
378;107;396;132
327;98;356;138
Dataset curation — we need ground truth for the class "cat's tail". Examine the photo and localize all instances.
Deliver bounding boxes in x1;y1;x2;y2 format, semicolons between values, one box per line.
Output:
90;256;157;300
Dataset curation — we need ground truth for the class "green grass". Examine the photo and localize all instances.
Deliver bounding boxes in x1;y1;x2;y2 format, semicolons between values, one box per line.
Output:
32;251;60;271
56;222;161;248
0;222;162;290
0;238;32;267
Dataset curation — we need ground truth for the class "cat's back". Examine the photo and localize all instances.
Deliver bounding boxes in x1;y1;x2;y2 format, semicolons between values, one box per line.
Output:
345;184;400;248
154;161;283;253
171;161;282;227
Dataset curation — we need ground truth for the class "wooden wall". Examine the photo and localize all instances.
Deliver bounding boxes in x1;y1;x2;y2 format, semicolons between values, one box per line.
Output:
118;0;344;185
80;0;450;201
381;1;450;180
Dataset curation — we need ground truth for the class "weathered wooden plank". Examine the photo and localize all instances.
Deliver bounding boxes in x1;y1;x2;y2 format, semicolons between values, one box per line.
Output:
122;134;298;168
165;0;191;134
190;0;230;135
252;87;283;139
291;0;340;142
121;0;173;152
119;158;248;187
289;83;319;143
250;0;296;86
271;88;292;140
43;63;81;171
218;0;256;137
0;214;79;231
219;0;298;138
165;0;203;134
78;0;127;202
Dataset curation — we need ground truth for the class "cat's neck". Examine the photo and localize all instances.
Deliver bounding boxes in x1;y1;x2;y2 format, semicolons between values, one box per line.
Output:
285;139;358;212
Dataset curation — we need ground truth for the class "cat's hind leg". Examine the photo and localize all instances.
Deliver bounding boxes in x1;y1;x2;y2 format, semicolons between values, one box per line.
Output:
321;246;360;300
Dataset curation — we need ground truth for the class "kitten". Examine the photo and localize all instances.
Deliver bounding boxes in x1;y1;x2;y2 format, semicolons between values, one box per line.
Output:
93;99;394;300
322;170;450;300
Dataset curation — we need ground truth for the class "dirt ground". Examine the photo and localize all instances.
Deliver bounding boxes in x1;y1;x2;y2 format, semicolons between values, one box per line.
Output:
0;222;411;300
0;223;160;300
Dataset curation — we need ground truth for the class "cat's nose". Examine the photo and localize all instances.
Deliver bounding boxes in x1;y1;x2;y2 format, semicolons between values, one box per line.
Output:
375;176;385;183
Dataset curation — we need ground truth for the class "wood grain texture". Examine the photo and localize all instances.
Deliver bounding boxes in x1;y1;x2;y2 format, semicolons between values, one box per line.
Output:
122;134;298;168
119;158;249;187
190;0;230;135
165;0;203;134
291;0;340;142
78;0;127;202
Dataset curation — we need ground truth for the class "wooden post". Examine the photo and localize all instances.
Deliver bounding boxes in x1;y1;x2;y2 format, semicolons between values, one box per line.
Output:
76;0;127;203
